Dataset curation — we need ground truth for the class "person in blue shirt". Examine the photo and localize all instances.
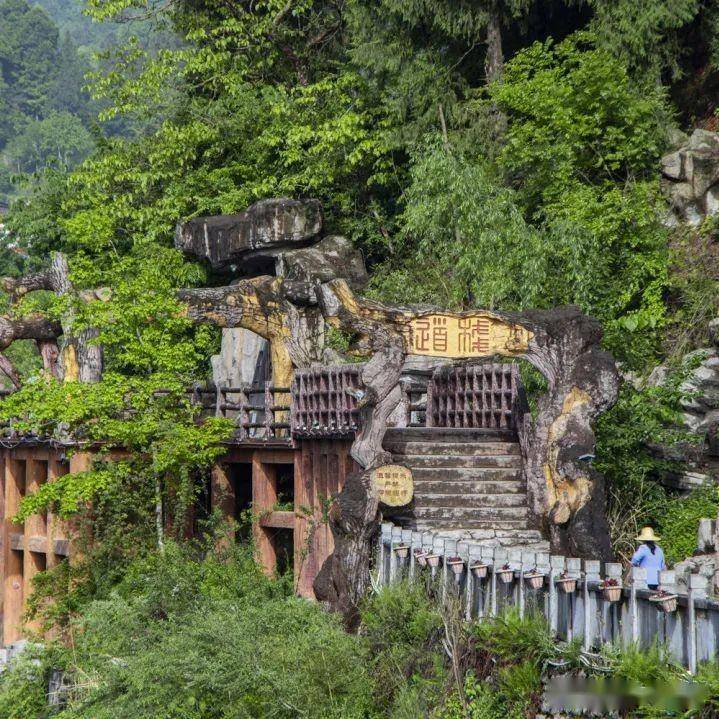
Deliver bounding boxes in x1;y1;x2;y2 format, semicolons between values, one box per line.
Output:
631;526;666;590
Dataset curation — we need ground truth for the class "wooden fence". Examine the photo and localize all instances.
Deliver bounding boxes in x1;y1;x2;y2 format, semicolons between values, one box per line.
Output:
290;364;363;437
215;383;291;440
426;363;522;430
377;522;717;673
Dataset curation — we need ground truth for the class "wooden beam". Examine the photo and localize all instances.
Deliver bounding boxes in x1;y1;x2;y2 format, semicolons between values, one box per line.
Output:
3;458;24;644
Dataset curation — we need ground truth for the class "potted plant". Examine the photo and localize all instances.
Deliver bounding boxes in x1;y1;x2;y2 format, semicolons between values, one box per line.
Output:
497;563;514;584
649;589;678;613
446;556;464;577
600;577;622;602
413;548;428;567
394;544;409;559
469;561;489;579
524;568;544;590
555;571;577;594
426;553;441;568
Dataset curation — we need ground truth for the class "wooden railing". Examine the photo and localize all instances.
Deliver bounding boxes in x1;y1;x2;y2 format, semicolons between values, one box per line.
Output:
0;362;529;441
215;383;291;440
290;364;363;437
427;363;520;429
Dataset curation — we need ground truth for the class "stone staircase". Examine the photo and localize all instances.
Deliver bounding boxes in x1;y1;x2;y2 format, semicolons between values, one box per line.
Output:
383;427;548;550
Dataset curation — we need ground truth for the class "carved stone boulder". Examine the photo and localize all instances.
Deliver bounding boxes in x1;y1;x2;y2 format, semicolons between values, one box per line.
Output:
175;198;323;269
276;235;368;290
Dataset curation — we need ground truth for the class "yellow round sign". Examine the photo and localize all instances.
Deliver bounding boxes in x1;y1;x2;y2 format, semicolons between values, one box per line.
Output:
371;464;413;507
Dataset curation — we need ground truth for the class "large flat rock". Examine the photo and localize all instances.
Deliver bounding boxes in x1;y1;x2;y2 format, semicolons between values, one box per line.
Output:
175;198;323;268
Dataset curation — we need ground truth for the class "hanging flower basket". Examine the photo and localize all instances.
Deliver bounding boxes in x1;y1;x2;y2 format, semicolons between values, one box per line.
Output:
394;544;409;559
497;563;514;584
556;572;577;594
413;548;428;567
426;554;441;568
600;578;622;602
524;569;544;590
469;562;489;579
446;556;465;576
649;590;678;613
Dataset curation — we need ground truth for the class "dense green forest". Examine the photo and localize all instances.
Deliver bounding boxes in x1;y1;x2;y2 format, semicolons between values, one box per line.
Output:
2;0;719;715
0;0;172;210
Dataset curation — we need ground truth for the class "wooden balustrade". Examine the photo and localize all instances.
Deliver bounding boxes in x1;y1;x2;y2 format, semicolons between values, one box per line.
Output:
215;383;291;440
290;364;363;437
0;362;529;440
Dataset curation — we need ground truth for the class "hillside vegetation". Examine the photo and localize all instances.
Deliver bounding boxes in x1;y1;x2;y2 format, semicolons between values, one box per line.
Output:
1;0;719;716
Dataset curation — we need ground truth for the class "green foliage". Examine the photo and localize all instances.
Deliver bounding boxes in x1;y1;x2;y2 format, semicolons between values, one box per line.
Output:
659;483;719;565
370;141;546;310
0;647;54;719
361;580;446;714
0;0;97;204
493;33;671;366
595;378;692;562
495;34;671;208
4;112;93;173
471;609;555;667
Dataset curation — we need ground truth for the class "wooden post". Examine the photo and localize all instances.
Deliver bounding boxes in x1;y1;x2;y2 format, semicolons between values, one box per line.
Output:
566;558;581;643
549;555;565;635
658;570;677;659
23;459;47;636
264;381;273;438
464;542;474;622
252;456;277;575
238;386;249;440
605;562;623;644
211;463;235;549
3;457;24;645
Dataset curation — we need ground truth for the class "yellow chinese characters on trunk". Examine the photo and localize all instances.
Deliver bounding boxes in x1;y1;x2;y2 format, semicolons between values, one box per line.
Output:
371;465;413;507
402;313;533;358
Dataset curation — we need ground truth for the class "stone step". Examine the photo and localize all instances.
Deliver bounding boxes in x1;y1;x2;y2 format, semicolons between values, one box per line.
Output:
416;493;527;508
412;479;525;494
393;454;522;469
384;427;517;443
398;505;529;522
410;467;522;482
405;519;531;530
436;528;545;542
385;441;521;456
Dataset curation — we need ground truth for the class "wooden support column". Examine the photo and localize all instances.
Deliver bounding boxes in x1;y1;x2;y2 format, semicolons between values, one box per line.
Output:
46;458;69;568
0;451;4;628
23;459;47;635
211;463;236;547
3;457;24;644
252;454;277;575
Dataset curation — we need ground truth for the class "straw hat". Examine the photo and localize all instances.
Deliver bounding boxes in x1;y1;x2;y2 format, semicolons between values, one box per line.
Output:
636;526;660;542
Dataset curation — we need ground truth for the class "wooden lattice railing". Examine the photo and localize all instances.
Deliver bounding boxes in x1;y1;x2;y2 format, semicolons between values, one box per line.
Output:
290;364;364;437
426;363;522;430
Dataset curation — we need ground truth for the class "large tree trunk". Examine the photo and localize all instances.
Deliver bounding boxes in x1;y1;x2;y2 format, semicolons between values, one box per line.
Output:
484;1;507;138
0;253;104;383
485;2;504;84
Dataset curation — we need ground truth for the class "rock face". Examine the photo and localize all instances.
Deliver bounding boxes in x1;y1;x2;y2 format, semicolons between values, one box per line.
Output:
210;328;268;389
661;129;719;226
175;198;323;269
644;317;719;489
276;235;368;290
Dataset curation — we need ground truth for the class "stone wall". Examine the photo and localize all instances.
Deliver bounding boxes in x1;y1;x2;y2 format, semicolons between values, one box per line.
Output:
662;129;719;226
